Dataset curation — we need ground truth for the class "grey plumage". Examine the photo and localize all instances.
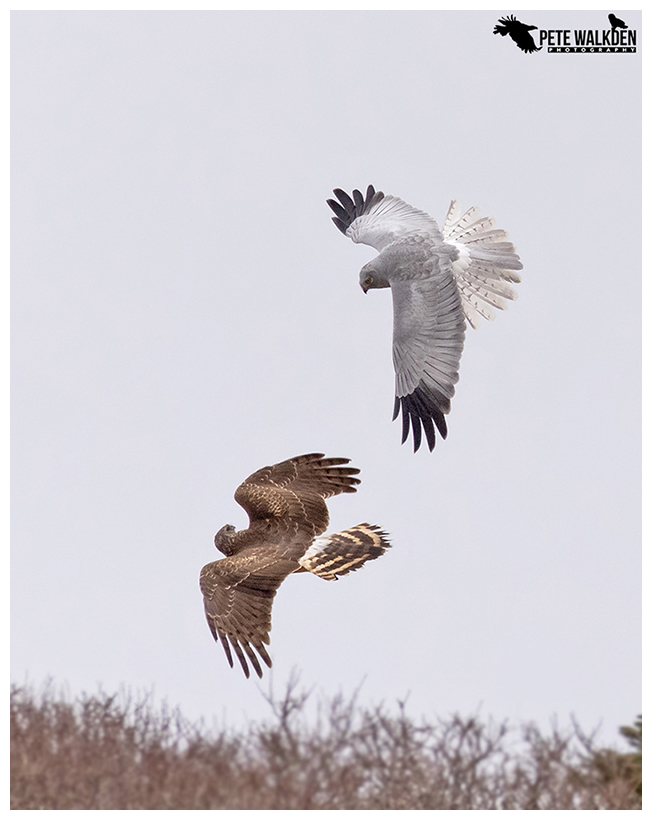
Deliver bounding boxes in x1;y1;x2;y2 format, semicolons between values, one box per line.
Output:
328;186;523;452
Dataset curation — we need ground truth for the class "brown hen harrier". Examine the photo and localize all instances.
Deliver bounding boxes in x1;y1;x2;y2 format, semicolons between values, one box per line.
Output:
200;453;391;678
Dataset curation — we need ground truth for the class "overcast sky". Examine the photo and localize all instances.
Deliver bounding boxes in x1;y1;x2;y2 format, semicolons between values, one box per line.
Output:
11;10;641;744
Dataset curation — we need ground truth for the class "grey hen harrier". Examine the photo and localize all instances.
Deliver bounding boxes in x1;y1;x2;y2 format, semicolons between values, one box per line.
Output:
328;186;522;452
200;453;391;678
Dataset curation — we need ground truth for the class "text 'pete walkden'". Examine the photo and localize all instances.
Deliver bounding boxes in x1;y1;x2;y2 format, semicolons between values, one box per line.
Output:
542;28;637;53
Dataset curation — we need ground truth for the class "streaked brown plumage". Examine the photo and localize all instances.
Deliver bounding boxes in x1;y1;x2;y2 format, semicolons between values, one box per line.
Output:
200;453;391;678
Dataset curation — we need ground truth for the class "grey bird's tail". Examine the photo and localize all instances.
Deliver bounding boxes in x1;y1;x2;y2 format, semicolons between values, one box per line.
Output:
443;201;523;329
298;524;391;581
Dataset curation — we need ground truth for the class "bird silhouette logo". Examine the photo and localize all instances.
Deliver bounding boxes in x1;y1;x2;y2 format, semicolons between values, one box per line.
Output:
493;15;541;54
608;14;628;30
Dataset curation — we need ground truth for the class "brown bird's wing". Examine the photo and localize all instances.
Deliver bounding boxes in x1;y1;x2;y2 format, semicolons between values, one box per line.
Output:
234;453;360;538
200;541;303;679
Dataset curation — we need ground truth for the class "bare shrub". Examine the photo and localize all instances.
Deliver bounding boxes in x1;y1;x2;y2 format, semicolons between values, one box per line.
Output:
10;679;642;810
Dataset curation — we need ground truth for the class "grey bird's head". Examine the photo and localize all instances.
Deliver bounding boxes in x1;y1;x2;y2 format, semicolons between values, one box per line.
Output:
359;260;391;293
214;524;237;556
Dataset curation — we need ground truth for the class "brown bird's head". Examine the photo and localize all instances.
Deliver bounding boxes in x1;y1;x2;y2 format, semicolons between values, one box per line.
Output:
214;524;237;555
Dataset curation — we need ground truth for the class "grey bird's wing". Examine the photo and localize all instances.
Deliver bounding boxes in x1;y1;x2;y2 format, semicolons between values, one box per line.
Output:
328;185;442;250
391;270;466;452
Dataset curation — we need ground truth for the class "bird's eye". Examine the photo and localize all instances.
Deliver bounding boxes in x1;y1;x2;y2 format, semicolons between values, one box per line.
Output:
365;277;373;285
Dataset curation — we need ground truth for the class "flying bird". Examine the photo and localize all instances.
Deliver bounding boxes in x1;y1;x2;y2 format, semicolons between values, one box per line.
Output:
608;14;628;30
493;15;541;53
328;186;522;452
200;453;391;678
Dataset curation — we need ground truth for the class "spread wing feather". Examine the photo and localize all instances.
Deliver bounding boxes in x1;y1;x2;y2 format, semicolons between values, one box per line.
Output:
234;453;360;538
327;185;385;237
391;275;466;451
443;200;523;329
328;187;442;251
200;547;299;679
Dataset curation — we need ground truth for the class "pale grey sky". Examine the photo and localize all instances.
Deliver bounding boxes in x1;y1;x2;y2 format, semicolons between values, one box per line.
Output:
11;10;641;742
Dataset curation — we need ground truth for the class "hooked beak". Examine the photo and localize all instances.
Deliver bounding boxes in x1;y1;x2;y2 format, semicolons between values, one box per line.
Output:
360;283;369;294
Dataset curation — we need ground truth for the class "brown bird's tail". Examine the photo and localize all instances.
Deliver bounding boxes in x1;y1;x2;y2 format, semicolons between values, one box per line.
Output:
298;524;391;581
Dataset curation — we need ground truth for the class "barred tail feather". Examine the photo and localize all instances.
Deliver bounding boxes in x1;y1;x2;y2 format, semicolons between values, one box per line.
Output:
444;200;523;329
298;524;391;581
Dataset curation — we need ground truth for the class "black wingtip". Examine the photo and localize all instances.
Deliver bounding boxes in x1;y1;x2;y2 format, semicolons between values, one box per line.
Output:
327;198;349;221
400;399;410;445
333;187;355;211
394;384;449;453
327;185;384;234
410;409;422;453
